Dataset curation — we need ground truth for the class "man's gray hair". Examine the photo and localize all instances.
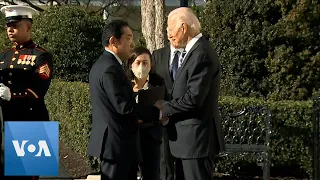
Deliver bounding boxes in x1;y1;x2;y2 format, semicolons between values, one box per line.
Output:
168;7;201;33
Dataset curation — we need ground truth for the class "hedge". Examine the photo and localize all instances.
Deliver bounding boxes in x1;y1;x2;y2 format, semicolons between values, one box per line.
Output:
1;1;319;101
45;80;314;177
31;6;105;82
0;6;105;82
200;0;320;101
0;13;11;51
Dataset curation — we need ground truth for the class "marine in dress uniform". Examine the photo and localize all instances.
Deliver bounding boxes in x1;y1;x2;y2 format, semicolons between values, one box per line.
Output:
0;5;53;180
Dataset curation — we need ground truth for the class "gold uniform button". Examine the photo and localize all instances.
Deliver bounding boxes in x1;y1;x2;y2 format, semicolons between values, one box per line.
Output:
12;57;16;61
8;81;12;84
30;108;32;111
14;51;18;54
9;72;12;76
10;65;13;69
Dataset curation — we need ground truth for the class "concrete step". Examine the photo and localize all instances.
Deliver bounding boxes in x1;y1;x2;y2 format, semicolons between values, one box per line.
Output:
86;175;100;180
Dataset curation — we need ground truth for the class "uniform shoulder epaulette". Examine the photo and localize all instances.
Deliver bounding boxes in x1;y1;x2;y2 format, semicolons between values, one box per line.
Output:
34;45;49;52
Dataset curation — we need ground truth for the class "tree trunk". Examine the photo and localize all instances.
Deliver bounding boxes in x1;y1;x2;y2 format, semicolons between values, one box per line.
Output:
154;0;165;50
141;0;165;53
141;0;156;52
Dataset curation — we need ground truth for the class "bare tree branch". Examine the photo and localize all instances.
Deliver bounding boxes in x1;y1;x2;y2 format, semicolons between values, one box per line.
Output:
46;0;61;6
20;0;44;11
85;0;92;8
94;0;117;14
2;0;18;5
1;0;135;19
74;0;80;5
38;0;46;4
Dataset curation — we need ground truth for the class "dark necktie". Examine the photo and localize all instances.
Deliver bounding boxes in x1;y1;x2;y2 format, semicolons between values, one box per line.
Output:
180;50;187;65
171;50;180;80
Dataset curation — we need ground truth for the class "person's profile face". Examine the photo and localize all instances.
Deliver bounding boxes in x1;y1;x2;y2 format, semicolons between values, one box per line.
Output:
167;18;185;49
116;26;134;60
6;20;30;43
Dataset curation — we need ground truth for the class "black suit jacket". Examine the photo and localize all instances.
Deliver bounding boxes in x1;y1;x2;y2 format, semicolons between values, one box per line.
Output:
153;38;226;159
88;51;160;160
152;46;173;101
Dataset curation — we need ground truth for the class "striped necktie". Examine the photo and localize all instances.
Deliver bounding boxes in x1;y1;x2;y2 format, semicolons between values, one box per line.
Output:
171;50;180;80
178;50;187;68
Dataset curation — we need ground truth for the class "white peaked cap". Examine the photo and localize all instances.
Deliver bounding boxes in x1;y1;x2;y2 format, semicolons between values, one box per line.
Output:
0;5;38;23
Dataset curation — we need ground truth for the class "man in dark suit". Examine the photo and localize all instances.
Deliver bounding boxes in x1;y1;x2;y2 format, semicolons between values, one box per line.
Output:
88;20;161;180
154;7;226;180
152;45;183;180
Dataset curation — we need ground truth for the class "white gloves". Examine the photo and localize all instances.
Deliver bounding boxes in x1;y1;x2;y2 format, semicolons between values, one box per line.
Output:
0;83;11;101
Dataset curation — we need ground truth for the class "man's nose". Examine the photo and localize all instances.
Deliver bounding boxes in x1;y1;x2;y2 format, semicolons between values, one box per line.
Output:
7;26;14;32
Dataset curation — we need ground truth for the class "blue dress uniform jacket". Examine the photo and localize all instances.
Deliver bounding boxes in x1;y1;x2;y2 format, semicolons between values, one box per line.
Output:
0;39;53;121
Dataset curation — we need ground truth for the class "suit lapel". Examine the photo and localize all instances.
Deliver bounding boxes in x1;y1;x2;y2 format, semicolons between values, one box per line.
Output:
171;38;202;91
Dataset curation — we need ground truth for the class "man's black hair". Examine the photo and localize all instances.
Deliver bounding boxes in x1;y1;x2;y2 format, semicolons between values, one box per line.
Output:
101;19;129;47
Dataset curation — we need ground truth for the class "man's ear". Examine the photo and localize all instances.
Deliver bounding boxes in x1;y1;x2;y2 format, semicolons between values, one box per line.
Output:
27;24;32;32
182;23;188;34
109;36;120;48
109;36;115;47
24;20;32;32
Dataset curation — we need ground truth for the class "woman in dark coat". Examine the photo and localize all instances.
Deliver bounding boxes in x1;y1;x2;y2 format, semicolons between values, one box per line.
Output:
125;47;165;180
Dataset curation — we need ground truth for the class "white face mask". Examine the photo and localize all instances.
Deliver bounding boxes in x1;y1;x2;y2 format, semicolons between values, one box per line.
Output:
132;65;150;79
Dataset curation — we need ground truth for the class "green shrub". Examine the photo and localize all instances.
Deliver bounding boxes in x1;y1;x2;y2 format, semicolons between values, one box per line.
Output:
45;79;97;170
45;80;314;177
0;14;13;51
200;0;320;101
32;6;105;82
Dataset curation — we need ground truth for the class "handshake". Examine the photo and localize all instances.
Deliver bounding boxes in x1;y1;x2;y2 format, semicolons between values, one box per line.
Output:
138;100;169;125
